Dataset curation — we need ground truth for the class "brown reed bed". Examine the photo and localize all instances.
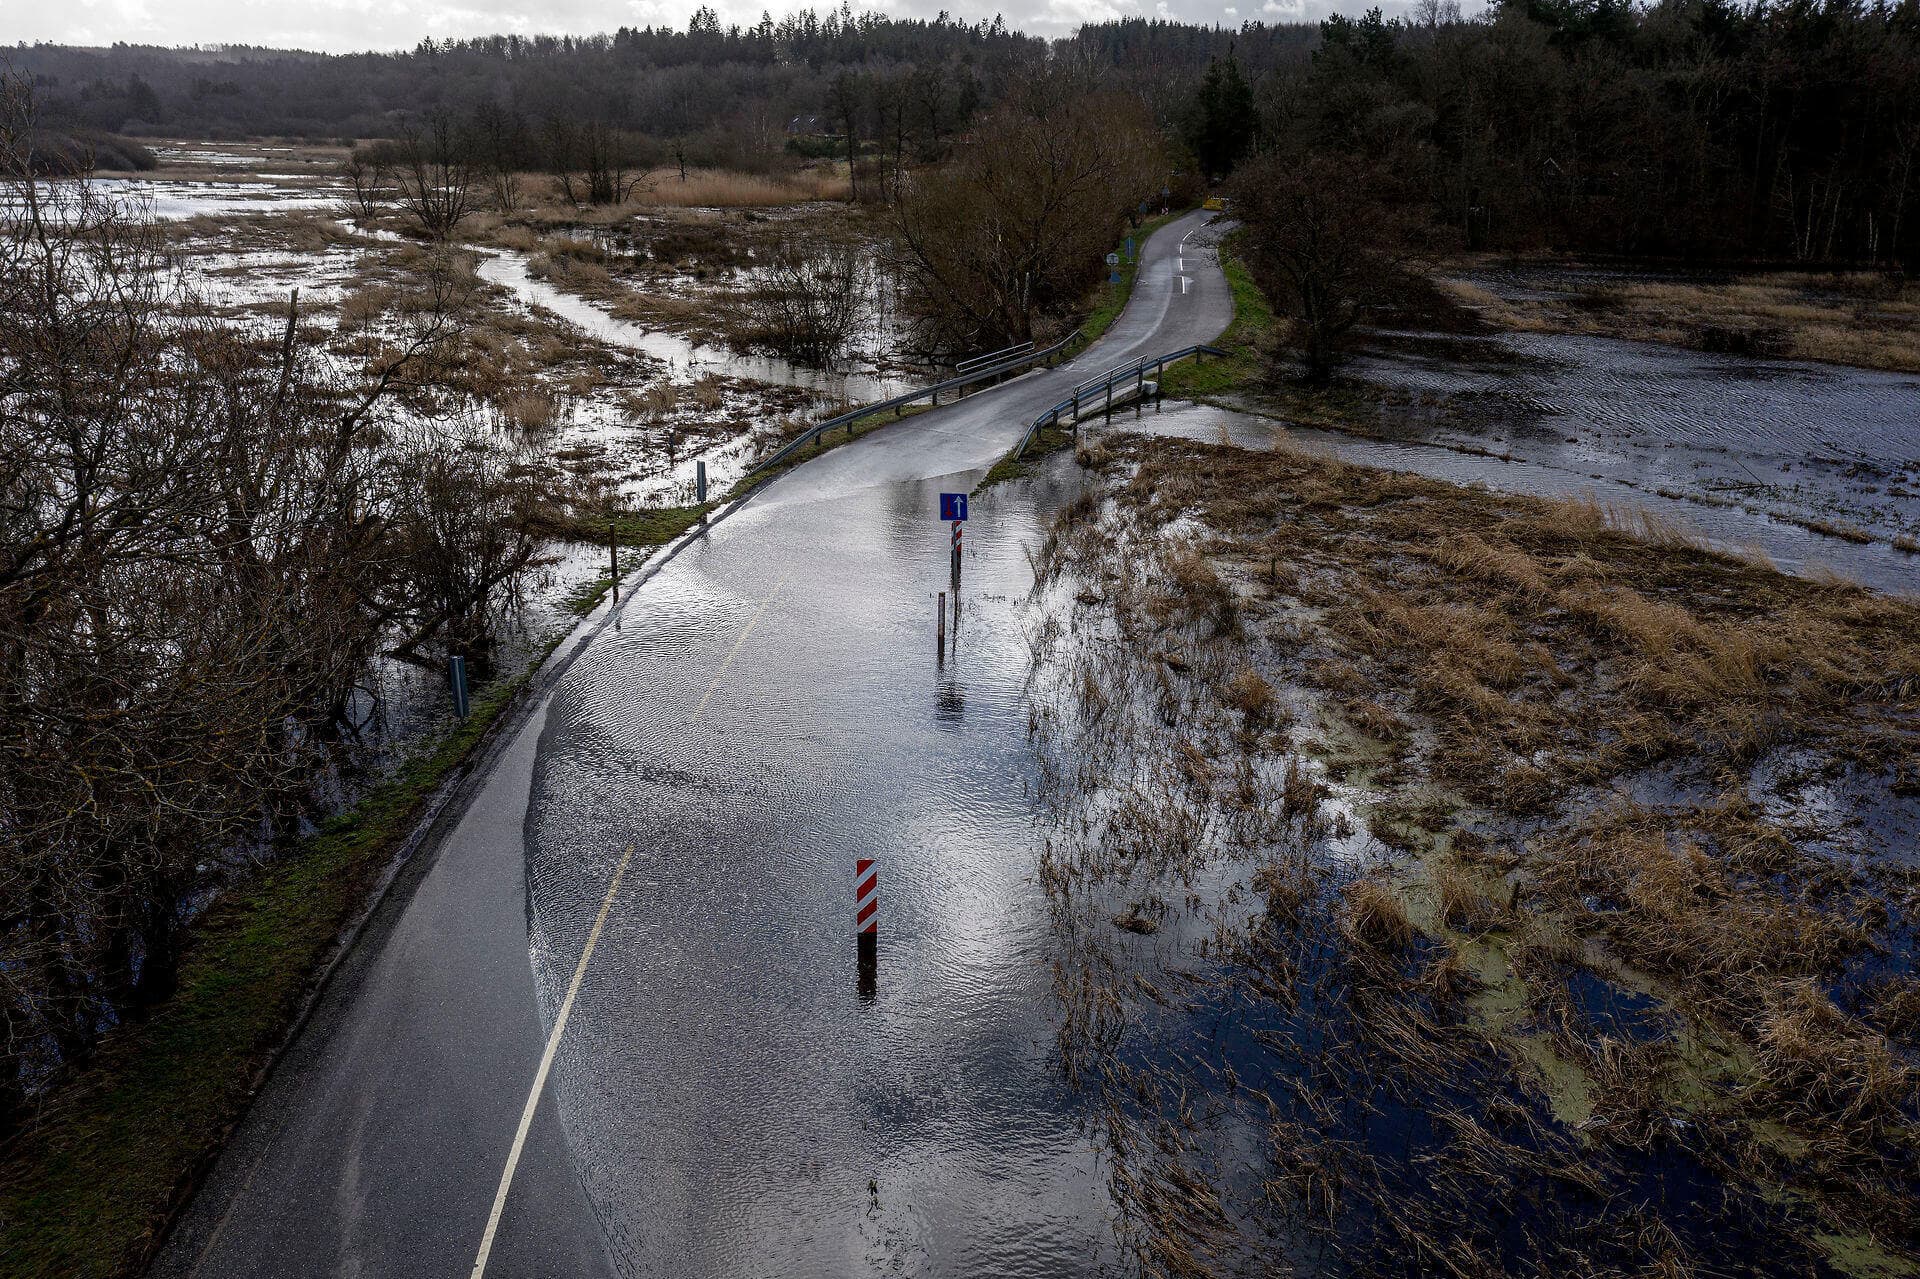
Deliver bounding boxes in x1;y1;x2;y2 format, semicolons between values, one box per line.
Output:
1022;432;1920;1276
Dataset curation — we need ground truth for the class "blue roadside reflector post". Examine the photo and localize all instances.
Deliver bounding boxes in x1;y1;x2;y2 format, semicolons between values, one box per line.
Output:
449;655;470;719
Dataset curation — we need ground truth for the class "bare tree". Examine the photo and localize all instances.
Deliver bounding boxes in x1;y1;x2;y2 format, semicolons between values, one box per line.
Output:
391;108;477;240
1229;149;1420;380
735;236;865;364
0;72;540;1115
544;115;646;206
888;74;1163;352
472;99;530;212
339;149;390;220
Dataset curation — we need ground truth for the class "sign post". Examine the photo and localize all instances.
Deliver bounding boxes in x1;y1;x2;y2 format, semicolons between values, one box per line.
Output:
940;492;967;586
449;655;470;719
1106;251;1121;284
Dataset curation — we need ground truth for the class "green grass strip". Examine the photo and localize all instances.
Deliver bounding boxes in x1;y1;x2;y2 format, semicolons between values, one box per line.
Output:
1158;231;1274;400
0;658;544;1279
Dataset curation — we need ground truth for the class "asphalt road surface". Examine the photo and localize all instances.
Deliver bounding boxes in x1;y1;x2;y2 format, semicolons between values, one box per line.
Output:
154;209;1231;1279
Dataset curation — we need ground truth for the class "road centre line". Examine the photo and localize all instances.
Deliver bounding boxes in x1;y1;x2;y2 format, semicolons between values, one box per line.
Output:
470;574;790;1278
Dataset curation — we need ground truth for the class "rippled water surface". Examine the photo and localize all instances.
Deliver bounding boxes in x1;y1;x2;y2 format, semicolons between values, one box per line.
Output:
1145;327;1920;592
525;465;1118;1276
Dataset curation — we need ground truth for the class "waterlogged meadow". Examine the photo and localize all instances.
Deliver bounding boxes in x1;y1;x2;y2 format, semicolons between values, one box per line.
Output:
1024;431;1920;1277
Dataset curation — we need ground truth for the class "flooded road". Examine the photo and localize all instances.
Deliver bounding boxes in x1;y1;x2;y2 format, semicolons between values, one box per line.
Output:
519;210;1231;1276
527;468;1116;1274
153;208;1228;1279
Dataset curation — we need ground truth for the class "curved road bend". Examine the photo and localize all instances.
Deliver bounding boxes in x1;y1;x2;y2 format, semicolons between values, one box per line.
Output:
154;209;1231;1279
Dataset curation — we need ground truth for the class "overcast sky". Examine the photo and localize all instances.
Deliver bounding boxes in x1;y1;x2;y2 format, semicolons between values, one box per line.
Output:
14;0;1440;55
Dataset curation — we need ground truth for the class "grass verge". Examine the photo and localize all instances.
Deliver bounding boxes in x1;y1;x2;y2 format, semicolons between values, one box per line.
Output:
0;652;552;1279
1157;230;1273;400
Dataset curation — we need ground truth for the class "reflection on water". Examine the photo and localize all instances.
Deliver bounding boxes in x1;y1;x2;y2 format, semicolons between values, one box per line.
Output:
89;176;343;219
476;247;906;405
1125;327;1919;592
525;469;1119;1276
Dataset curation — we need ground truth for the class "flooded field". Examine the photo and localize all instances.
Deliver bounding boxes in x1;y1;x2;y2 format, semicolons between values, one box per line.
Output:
1188;319;1919;593
1021;432;1920;1275
35;143;919;830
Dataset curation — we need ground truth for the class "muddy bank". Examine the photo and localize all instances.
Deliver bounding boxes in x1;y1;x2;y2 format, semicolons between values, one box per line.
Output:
1024;431;1920;1276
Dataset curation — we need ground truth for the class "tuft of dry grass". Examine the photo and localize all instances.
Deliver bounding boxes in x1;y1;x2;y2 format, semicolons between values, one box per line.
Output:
1342;877;1414;953
631;166;849;207
1027;430;1920;1274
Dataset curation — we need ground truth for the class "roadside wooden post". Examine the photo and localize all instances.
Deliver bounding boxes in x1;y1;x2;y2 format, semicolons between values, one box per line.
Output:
937;590;947;662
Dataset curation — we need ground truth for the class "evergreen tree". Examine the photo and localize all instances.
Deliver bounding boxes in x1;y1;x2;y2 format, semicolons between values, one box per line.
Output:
1184;53;1254;182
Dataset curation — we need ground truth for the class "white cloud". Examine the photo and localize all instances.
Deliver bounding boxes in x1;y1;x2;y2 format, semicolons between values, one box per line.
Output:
13;0;1474;52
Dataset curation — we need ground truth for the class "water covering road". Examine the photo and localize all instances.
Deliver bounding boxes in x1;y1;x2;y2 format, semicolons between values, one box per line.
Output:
153;209;1230;1278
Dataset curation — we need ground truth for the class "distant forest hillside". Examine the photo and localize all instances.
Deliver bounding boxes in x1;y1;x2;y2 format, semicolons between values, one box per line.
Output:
8;0;1917;265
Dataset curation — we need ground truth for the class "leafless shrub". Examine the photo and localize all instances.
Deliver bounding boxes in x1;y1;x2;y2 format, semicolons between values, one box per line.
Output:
0;74;539;1114
734;236;864;365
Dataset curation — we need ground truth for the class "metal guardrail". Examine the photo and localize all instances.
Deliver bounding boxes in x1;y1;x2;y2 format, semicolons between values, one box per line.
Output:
1013;342;1228;461
740;328;1084;481
956;340;1033;375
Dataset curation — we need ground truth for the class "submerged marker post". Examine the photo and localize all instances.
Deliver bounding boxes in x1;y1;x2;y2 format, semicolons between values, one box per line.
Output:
856;858;878;999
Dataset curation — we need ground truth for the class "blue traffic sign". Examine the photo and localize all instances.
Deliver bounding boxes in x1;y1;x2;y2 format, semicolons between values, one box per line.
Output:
940;492;968;522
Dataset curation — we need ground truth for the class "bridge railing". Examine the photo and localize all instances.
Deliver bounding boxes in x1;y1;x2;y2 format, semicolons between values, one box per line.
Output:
1013;342;1227;461
956;340;1034;375
740;328;1083;481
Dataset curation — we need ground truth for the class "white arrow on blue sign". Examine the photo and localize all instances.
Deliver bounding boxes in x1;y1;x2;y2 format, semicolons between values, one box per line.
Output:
940;492;968;521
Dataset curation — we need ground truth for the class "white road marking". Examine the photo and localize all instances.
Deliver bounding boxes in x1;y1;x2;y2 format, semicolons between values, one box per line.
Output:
470;575;789;1278
1177;258;1186;271
1179;276;1192;294
467;840;633;1279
